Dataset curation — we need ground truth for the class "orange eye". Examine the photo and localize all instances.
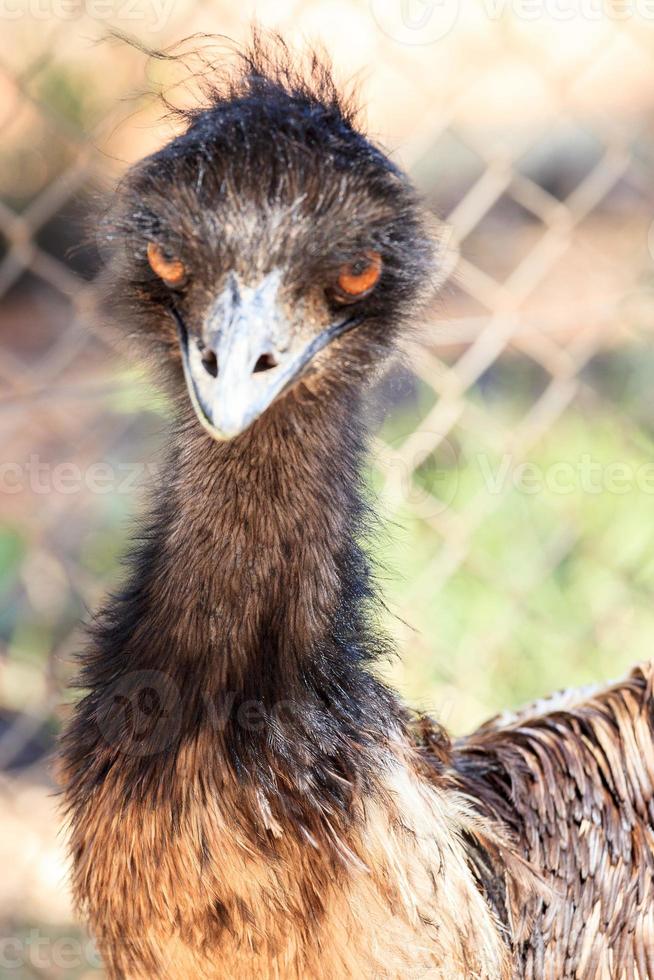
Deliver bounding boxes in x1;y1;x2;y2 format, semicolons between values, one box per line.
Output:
336;251;382;300
147;242;186;287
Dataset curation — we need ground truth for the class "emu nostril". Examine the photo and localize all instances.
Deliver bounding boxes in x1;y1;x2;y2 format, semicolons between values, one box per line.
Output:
201;349;218;378
253;353;278;374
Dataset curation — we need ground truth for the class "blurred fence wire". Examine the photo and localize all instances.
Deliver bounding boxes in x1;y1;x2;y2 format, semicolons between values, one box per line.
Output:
1;0;654;946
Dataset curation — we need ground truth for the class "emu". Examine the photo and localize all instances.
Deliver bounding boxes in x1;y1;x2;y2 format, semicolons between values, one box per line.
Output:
61;40;654;979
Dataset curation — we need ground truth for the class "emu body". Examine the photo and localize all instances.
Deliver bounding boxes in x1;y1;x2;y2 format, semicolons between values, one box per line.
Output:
61;41;654;979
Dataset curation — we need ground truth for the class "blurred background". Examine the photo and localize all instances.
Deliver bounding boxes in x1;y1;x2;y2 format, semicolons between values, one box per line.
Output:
1;0;654;974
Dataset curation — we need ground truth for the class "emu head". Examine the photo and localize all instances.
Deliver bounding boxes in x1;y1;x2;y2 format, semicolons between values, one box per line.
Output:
99;45;438;440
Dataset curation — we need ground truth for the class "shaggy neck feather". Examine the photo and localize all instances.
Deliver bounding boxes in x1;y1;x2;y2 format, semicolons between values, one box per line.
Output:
68;382;399;800
147;387;369;688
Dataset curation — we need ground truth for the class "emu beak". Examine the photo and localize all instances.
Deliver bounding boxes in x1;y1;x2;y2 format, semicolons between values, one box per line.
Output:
175;270;359;441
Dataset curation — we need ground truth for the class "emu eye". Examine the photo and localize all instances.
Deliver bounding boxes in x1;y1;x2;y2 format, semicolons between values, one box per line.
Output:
147;242;186;287
335;251;382;301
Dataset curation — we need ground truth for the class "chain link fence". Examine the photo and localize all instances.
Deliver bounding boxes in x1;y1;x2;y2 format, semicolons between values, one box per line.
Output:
1;2;654;968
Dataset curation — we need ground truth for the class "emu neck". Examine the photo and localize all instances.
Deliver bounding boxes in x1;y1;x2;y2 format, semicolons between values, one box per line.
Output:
94;381;393;751
154;388;370;695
